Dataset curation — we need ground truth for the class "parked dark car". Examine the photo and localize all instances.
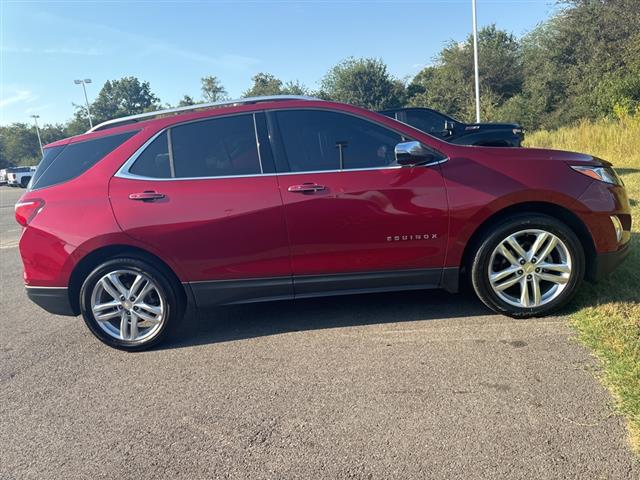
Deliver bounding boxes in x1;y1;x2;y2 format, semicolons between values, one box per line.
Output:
16;96;630;351
379;107;524;147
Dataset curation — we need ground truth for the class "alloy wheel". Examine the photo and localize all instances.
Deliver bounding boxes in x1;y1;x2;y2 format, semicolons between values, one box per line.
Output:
488;229;572;309
90;269;166;343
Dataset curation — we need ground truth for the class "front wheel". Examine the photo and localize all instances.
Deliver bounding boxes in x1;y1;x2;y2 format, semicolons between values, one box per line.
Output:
79;257;183;351
470;214;585;318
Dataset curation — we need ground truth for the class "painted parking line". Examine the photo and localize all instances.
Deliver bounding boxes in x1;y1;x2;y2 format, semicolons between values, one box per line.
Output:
0;240;19;249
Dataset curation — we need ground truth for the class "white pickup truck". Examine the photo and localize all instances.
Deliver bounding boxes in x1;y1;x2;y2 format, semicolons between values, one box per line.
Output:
6;166;37;188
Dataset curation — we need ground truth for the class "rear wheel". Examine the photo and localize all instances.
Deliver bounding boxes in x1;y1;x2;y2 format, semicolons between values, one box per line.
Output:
20;176;31;188
470;214;585;317
79;257;183;351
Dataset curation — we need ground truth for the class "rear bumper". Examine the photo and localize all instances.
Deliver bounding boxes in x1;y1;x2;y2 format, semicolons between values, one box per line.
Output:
588;242;631;282
26;287;78;316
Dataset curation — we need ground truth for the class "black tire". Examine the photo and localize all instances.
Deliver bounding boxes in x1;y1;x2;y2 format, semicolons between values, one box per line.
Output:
470;213;585;318
79;257;184;351
20;176;31;188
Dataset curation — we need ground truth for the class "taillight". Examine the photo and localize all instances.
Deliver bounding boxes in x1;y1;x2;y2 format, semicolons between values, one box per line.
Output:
15;199;44;227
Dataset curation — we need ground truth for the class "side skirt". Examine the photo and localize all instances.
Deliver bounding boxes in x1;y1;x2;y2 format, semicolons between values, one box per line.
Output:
186;267;459;309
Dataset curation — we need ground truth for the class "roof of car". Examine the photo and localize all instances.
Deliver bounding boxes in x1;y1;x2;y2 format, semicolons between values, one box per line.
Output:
88;95;319;133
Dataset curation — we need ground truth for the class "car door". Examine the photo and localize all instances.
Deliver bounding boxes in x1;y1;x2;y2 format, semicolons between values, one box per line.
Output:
268;108;449;296
109;112;292;305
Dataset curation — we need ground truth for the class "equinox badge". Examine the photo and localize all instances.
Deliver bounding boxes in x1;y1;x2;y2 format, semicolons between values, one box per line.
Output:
387;234;438;242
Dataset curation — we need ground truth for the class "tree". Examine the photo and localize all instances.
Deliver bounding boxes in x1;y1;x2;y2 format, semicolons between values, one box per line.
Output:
320;58;405;110
496;0;640;128
407;25;522;122
0;122;66;167
243;73;285;97
201;76;228;102
177;95;196;107
71;77;160;128
281;80;309;96
0;123;41;167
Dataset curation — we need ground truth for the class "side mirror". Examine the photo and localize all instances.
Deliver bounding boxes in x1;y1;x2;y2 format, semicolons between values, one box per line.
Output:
394;141;437;166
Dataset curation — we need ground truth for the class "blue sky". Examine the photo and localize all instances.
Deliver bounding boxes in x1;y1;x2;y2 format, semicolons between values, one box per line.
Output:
1;0;559;126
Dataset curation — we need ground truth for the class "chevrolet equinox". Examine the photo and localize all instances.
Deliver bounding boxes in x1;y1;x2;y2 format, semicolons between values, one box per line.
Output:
16;96;631;350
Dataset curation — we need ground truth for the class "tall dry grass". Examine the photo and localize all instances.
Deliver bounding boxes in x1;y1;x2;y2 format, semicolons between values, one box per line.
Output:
526;113;640;451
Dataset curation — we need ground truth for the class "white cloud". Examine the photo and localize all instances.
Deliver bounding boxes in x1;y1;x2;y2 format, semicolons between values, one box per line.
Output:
1;45;103;56
1;46;34;53
0;89;37;108
43;47;103;56
25;103;55;114
411;62;434;70
29;10;258;68
142;42;259;68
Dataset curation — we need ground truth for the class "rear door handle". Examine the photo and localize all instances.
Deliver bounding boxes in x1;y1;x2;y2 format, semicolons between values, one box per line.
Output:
287;183;327;194
128;191;165;202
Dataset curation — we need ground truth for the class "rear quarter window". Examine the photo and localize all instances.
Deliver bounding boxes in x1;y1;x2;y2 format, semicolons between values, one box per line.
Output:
31;130;138;190
128;131;171;178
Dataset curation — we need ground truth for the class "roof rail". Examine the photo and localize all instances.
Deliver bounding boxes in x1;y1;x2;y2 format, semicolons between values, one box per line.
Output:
87;95;319;133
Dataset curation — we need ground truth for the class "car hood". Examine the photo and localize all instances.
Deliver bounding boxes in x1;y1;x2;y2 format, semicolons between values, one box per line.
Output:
454;145;607;165
463;122;522;131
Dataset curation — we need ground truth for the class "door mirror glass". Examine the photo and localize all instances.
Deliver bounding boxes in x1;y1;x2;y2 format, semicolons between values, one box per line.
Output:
394;141;437;166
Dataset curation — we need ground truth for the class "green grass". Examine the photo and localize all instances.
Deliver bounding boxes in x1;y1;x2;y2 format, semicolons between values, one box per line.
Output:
526;113;640;451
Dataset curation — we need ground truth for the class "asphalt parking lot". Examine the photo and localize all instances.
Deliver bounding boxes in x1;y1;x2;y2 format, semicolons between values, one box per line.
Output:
0;184;638;479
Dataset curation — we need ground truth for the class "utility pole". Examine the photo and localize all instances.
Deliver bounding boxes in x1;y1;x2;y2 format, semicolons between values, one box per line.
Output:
31;114;43;156
472;0;481;123
74;78;93;128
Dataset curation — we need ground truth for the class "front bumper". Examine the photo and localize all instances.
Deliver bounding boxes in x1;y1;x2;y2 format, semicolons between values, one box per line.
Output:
26;287;78;316
588;241;631;281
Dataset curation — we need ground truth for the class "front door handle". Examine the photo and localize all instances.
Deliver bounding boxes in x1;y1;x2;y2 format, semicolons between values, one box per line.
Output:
129;191;165;202
287;183;327;194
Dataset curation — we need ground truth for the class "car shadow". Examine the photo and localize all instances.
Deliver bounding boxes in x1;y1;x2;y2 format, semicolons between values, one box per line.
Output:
157;231;638;351
159;289;492;350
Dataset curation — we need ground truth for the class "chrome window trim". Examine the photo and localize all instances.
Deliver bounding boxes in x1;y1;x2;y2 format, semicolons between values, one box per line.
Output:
252;113;264;174
266;107;448;172
117;129;168;179
265;106;447;151
166;128;176;178
115;165;410;182
116;112;263;180
114;107;448;182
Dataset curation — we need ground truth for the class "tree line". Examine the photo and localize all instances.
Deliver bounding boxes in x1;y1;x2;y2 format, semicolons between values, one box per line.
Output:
1;0;638;168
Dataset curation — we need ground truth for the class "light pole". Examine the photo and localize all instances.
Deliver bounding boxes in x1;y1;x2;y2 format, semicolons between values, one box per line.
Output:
471;0;481;123
74;78;93;128
30;114;43;156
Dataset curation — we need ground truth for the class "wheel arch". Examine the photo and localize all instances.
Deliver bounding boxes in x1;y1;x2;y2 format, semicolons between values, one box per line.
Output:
68;244;188;315
459;201;596;280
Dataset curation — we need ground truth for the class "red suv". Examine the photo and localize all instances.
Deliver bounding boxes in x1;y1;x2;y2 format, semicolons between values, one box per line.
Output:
16;96;631;350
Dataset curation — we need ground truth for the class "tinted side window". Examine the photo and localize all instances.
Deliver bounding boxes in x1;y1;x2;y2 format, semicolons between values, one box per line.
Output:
129;132;171;178
275;110;402;172
28;146;65;188
31;131;137;190
171;114;260;178
404;110;448;137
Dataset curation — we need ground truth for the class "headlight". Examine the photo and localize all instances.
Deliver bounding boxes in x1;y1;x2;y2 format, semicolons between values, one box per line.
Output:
571;165;623;186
